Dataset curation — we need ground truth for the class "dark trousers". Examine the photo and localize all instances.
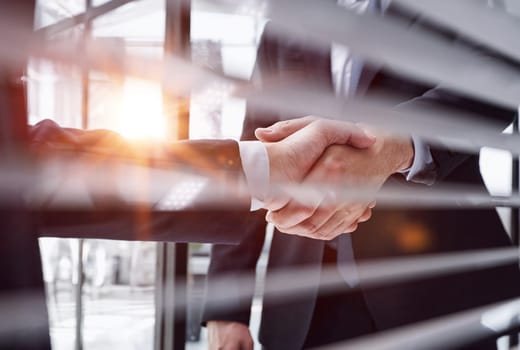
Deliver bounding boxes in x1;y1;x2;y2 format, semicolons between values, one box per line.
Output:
301;245;499;350
302;245;376;348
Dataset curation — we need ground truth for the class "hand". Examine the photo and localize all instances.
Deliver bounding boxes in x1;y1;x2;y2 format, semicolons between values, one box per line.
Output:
261;116;377;211
207;321;254;350
259;118;414;240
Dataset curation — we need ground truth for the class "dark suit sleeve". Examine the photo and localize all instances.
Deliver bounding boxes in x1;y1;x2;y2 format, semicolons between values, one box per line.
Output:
400;88;515;183
362;5;517;184
29;119;252;244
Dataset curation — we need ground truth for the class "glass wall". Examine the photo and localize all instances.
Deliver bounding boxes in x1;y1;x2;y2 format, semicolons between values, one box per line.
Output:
31;1;264;349
27;1;518;349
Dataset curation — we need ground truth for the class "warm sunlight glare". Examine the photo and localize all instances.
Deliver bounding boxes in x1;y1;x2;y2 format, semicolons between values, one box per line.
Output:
118;78;166;140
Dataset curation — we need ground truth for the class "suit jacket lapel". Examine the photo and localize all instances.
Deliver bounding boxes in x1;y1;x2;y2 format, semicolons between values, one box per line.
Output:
349;0;383;97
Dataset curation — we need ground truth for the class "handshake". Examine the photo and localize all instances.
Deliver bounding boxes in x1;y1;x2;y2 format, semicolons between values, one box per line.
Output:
255;116;414;241
27;117;412;242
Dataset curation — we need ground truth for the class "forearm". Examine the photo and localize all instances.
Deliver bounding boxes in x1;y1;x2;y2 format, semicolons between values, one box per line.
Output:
362;5;517;185
30;119;255;243
396;88;516;183
29;120;246;185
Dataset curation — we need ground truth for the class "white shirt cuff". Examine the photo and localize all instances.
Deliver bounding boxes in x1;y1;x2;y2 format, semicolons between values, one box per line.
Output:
238;141;270;211
400;136;436;185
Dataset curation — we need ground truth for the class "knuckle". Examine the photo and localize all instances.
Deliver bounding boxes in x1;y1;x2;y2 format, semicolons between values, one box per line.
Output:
327;231;341;240
314;228;332;240
345;223;358;233
339;207;354;219
294;206;315;221
323;233;336;241
276;225;296;235
278;120;293;131
312;119;326;130
299;220;319;235
267;211;284;225
311;119;333;140
322;152;347;173
358;209;372;222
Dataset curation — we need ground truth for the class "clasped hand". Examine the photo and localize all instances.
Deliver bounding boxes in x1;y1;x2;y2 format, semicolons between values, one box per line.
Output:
260;116;413;241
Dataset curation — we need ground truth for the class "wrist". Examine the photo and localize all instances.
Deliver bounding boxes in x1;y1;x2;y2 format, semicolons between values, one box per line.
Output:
377;135;414;174
264;141;296;183
395;137;414;172
263;142;277;181
262;142;290;210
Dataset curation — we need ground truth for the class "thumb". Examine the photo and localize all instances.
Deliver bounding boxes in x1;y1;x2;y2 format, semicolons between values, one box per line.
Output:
322;120;377;149
285;119;376;154
269;120;375;183
264;119;377;209
255;116;317;142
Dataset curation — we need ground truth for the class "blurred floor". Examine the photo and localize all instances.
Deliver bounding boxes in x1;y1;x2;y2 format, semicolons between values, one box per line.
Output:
48;285;155;350
47;284;262;350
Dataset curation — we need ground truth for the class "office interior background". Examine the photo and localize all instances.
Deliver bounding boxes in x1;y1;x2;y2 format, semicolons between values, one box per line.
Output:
32;0;264;348
3;0;520;349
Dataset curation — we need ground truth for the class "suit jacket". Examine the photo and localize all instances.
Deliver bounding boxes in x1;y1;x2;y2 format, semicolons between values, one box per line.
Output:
203;6;520;350
27;119;253;244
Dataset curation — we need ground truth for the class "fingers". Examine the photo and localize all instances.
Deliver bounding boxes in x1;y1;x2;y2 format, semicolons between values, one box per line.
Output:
322;208;366;237
255;116;318;142
257;118;376;150
265;188;324;226
357;206;373;223
340;221;359;234
269;202;373;240
261;118;380;239
267;205;320;233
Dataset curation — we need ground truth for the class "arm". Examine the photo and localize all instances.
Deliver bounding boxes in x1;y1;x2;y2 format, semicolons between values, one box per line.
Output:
31;117;375;243
397;88;516;183
31;119;251;244
254;4;516;240
363;68;516;185
367;2;517;184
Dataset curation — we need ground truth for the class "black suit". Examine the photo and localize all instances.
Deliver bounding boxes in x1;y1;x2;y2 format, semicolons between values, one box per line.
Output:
203;5;520;349
27;119;253;244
